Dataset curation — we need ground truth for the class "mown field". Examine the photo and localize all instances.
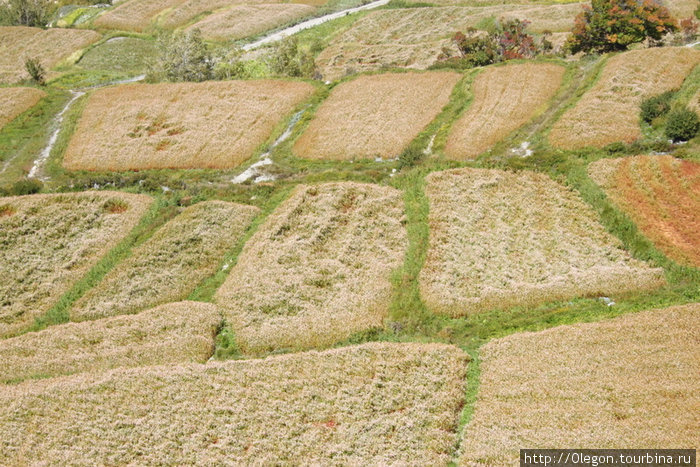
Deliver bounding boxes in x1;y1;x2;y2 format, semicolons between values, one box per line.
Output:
0;88;46;129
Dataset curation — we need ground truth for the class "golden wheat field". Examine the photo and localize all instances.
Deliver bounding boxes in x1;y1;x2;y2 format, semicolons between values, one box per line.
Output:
0;192;152;338
550;47;700;149
70;201;259;322
293;72;459;160
419;168;665;317
445;63;565;159
589;156;700;267
0;342;467;464
315;5;582;80
0;87;46;129
0;302;220;384
64;80;315;171
93;0;186;31
459;304;700;466
0;27;100;83
215;183;407;355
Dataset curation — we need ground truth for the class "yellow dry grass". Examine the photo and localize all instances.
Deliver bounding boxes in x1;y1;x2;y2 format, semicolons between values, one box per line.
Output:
445;63;565;159
93;0;186;31
0;27;100;83
0;301;220;384
293;72;460;160
419;168;665;317
159;0;284;28
0;192;153;338
64;80;315;171
186;4;316;41
315;5;582;80
589;155;700;267
550;47;700;149
70;201;259;322
0;342;468;464
215;182;407;355
0;87;46;129
662;0;698;18
459;303;700;466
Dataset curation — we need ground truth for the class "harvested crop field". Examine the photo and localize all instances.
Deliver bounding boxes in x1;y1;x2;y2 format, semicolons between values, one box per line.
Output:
159;0;285;28
459;303;700;465
0;302;220;384
71;201;259;322
0;342;467;464
215;182;407;354
550;47;700;149
315;5;582;80
589;156;700;267
0;192;152;338
445;63;565;159
93;0;186;31
0;87;46;129
0;27;100;83
64;80;315;171
187;4;317;41
293;72;459;160
662;0;698;18
419;168;665;316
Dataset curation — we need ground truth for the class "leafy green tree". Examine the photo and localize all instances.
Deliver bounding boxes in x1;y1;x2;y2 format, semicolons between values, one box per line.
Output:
566;0;677;54
0;0;51;26
157;29;213;82
24;57;46;85
266;37;316;78
665;108;699;142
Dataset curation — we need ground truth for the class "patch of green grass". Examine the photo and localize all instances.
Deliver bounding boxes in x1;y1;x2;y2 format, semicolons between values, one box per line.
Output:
77;36;160;75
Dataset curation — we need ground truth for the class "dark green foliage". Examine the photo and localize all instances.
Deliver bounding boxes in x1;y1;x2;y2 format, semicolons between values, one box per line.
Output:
639;90;675;124
664;108;700;142
154;29;213;82
10;178;43;195
266;37;317;78
398;145;425;169
0;0;51;26
24;57;46;85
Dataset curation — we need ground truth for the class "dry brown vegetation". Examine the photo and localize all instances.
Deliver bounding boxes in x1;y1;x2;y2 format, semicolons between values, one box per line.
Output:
215;182;407;354
93;0;186;31
550;47;700;149
0;192;152;338
419;168;665;316
315;5;582;80
0;342;467;464
64;80;315;171
187;4;317;41
0;302;220;384
589;156;700;267
70;201;259;322
293;72;460;160
158;0;284;28
459;303;700;466
445;63;565;159
0;27;100;83
0;87;46;129
662;0;698;18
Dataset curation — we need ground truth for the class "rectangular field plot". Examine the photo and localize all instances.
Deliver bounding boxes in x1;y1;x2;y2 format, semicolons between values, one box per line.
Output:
459;304;700;465
549;47;700;149
0;192;152;338
0;27;100;83
589;156;700;267
215;182;407;354
0;302;220;384
445;63;565;160
93;0;186;31
159;0;286;28
0;88;46;129
64;80;315;171
0;342;467;465
70;201;259;322
419;169;664;316
293;72;460;160
315;5;582;81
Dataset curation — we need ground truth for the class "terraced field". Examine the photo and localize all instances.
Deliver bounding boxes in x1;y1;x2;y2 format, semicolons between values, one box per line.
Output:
0;342;467;465
445;63;565;159
419;168;665;316
93;0;186;32
215;182;407;354
550;47;700;149
294;72;460;160
0;87;46;129
71;201;259;322
0;192;153;338
64;80;316;171
315;5;582;80
589;156;700;267
0;27;100;83
0;302;220;384
459;304;700;465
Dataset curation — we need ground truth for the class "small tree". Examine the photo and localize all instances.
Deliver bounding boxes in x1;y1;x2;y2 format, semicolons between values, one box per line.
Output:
24;57;46;85
157;29;213;82
266;37;316;78
665;108;700;142
566;0;677;54
639;91;674;123
452;28;500;67
498;19;537;59
0;0;51;26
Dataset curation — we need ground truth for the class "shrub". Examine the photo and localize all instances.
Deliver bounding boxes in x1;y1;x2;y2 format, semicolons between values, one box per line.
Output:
24;57;45;85
399;145;424;169
154;29;213;82
0;0;51;26
452;29;500;67
665;108;700;142
639;90;675;124
266;36;316;78
10;178;42;195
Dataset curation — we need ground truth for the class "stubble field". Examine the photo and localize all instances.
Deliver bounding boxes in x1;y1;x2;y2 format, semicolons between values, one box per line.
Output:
0;301;220;384
63;80;316;171
93;0;186;31
419;168;665;316
215;182;407;354
0;88;46;129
